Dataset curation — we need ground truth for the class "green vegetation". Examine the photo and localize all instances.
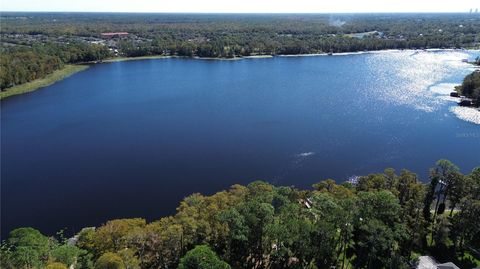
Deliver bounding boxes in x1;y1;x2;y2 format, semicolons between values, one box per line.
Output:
456;57;480;106
0;64;89;99
0;227;93;269
45;263;68;269
454;57;479;107
0;42;109;92
1;13;479;94
94;252;125;269
1;160;479;269
178;245;230;269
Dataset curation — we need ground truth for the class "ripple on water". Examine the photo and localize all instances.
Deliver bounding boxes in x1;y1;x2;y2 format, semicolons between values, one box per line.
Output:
365;50;473;114
428;82;480;124
429;83;458;95
449;107;480;125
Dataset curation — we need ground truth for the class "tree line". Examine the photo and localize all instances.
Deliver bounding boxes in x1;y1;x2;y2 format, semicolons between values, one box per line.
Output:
1;159;479;269
1;13;479;90
455;57;480;106
0;43;111;90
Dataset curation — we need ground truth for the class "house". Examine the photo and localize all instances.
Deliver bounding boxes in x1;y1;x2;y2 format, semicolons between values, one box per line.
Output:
436;262;460;269
417;256;437;269
458;97;474;107
101;32;129;38
299;198;313;209
416;256;460;269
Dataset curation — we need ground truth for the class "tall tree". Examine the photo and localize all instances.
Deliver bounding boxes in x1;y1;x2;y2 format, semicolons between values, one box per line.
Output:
178;245;230;269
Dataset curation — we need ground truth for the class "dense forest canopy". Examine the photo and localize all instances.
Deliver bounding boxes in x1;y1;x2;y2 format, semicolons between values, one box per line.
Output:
458;71;480;103
0;43;110;89
1;13;480;90
1;160;479;269
2;13;479;41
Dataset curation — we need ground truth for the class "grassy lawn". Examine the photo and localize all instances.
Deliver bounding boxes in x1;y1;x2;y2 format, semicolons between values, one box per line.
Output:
0;64;89;100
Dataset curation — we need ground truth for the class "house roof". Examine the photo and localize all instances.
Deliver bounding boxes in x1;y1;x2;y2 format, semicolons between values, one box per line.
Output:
436;262;460;269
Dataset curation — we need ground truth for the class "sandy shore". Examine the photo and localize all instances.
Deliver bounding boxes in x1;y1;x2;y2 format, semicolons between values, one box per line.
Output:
102;55;173;62
103;54;275;63
101;48;476;63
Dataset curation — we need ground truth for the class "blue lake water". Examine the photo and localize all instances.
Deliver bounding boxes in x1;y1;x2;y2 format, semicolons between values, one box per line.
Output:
1;50;480;237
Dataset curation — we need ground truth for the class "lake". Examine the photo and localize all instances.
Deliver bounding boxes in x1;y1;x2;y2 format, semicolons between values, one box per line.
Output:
1;50;480;237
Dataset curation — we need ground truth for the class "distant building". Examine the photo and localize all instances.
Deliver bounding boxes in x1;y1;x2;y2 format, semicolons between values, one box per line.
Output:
101;32;129;38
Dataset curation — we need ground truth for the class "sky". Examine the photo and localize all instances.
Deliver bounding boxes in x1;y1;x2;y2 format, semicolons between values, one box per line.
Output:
0;0;479;13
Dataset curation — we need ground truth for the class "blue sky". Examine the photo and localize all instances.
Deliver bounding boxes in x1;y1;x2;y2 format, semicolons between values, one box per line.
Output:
1;0;479;13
